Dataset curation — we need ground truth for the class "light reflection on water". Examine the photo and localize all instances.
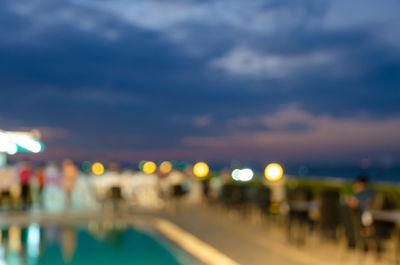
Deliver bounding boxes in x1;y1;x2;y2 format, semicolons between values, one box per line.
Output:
0;221;201;265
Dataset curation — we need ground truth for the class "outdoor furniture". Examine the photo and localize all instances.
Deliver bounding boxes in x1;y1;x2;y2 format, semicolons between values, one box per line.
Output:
286;187;314;245
319;189;341;240
254;185;271;218
369;193;398;261
341;193;397;260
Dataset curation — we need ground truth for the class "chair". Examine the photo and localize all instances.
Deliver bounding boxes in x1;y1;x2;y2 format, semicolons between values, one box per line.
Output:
286;187;313;245
319;188;341;240
370;193;396;258
255;185;271;217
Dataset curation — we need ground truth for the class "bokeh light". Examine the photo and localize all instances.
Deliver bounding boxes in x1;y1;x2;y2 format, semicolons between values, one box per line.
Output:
238;168;254;181
265;163;283;181
0;132;43;155
231;169;240;181
193;162;209;178
143;161;157;174
81;161;92;173
16;136;42;153
171;160;177;166
92;162;105;175
177;161;189;171
138;160;147;171
7;143;18;155
159;161;172;174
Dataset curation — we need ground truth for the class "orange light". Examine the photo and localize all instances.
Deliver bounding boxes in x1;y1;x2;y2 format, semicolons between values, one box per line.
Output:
159;161;172;174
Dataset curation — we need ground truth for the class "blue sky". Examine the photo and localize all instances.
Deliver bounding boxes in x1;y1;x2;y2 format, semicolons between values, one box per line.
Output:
1;0;400;164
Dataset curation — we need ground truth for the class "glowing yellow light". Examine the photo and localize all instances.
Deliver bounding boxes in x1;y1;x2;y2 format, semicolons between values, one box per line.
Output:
265;163;283;181
143;161;157;174
193;162;209;178
92;162;104;175
159;161;172;174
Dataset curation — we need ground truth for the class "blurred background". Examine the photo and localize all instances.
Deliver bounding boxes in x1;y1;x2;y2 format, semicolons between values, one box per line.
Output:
1;0;400;264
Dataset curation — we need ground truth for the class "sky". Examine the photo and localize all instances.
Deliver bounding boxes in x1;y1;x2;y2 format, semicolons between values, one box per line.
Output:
1;0;400;165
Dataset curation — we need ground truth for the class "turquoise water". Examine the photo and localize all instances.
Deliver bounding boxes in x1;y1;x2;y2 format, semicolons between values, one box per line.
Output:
0;222;202;265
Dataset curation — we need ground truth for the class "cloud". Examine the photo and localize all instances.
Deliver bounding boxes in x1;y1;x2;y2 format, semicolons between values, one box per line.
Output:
321;0;400;30
183;106;400;160
193;115;213;128
71;90;143;106
210;47;338;78
5;0;398;52
11;126;70;140
70;0;321;33
1;0;400;161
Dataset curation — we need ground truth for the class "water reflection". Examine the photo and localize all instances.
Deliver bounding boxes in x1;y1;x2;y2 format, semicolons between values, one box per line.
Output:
0;221;199;265
0;221;128;265
0;224;42;265
87;220;127;243
61;227;76;263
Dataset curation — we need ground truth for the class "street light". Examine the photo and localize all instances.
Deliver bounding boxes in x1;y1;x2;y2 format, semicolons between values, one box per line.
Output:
143;161;157;174
193;162;209;178
92;162;105;175
265;163;283;181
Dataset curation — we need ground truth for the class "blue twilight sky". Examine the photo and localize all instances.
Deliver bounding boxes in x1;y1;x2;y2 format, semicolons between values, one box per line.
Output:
1;0;400;164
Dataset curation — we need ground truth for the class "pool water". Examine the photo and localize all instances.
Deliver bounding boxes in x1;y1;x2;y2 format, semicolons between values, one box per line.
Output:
0;221;202;265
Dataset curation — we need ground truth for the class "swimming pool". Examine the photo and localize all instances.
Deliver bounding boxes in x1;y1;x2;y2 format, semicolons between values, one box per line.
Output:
0;220;202;265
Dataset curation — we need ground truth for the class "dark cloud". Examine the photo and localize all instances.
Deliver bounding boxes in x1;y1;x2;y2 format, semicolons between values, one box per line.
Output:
1;0;400;161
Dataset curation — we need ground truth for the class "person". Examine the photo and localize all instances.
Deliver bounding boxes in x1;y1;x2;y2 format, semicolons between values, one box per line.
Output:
347;174;374;212
184;166;203;205
36;163;46;193
42;162;66;213
0;161;17;208
343;174;375;249
62;159;78;208
19;160;33;209
160;170;185;211
35;163;46;206
107;161;123;213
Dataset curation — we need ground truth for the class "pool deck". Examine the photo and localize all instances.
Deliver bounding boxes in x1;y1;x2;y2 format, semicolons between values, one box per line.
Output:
0;206;396;265
155;206;394;265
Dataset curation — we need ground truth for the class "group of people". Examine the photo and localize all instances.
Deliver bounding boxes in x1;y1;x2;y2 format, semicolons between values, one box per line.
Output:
90;164;205;211
0;159;79;210
0;159;208;212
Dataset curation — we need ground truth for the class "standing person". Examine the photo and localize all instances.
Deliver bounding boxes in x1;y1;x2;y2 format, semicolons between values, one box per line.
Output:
347;174;375;212
43;162;66;213
108;161;123;214
19;160;33;209
343;174;375;249
165;170;186;211
62;159;78;209
35;163;46;206
0;161;17;209
184;166;203;205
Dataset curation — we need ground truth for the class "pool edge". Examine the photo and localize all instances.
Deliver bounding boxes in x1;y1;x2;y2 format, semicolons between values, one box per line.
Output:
152;218;240;265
